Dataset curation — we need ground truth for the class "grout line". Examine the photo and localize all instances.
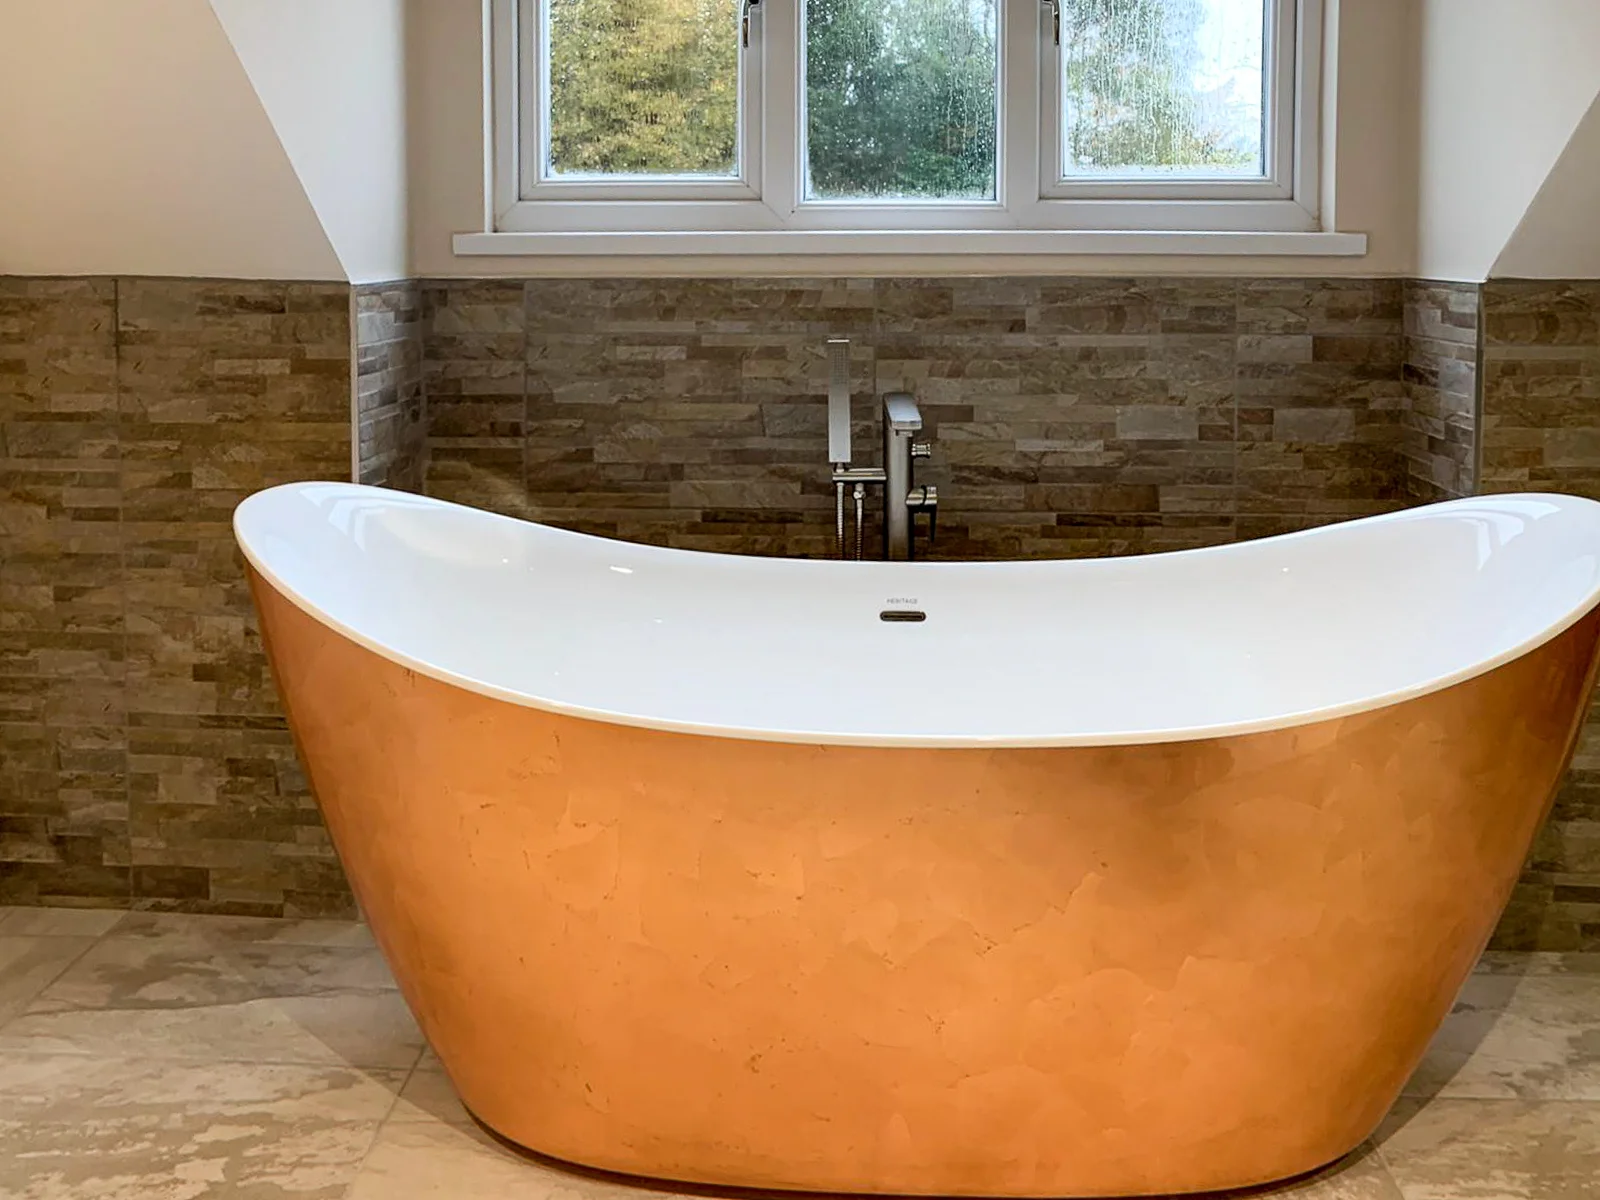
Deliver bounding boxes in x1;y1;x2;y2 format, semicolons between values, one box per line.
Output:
0;931;104;1042
1365;1139;1406;1194
0;1040;422;1076
335;1022;433;1198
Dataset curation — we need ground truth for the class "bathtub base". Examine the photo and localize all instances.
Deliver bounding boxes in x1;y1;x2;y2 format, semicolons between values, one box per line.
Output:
469;1105;1361;1200
251;571;1600;1197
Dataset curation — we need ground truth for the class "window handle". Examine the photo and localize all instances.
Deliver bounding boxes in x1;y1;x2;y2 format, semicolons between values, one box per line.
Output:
741;0;761;48
1042;0;1060;46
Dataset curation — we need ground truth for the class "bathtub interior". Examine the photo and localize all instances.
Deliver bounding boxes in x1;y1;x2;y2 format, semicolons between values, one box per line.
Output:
235;483;1600;747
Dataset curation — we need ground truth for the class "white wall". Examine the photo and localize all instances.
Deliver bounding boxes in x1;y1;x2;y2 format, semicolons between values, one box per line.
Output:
0;0;342;279
1494;94;1600;279
10;0;1595;284
408;0;1421;278
211;0;411;284
1318;0;1420;274
1415;0;1600;281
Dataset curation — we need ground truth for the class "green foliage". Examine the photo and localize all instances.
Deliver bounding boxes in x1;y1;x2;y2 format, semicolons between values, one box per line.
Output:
542;0;1254;189
1062;0;1257;172
547;0;739;175
805;0;998;199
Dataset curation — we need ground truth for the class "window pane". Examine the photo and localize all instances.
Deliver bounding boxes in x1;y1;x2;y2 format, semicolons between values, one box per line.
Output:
805;0;999;201
545;0;740;178
1061;0;1265;178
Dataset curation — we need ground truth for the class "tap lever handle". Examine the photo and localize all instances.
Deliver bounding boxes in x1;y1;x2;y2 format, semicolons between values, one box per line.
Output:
883;392;923;433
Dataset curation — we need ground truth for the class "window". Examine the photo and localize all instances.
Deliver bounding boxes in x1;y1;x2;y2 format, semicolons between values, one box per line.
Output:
804;1;999;202
485;0;1330;251
544;0;743;180
1055;0;1267;181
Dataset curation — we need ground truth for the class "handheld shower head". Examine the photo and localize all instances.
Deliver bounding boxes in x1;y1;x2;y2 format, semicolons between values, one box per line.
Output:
827;338;852;466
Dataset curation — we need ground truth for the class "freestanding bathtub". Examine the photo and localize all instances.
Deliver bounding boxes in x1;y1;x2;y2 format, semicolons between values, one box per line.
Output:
236;482;1600;1198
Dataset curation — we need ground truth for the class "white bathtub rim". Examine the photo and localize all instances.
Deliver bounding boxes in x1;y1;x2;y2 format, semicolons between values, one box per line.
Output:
236;484;1600;750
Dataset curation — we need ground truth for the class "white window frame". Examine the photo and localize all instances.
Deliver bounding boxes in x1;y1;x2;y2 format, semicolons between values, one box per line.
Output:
476;0;1350;255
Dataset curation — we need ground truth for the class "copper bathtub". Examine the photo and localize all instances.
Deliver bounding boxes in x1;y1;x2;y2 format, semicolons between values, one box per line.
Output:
236;483;1600;1198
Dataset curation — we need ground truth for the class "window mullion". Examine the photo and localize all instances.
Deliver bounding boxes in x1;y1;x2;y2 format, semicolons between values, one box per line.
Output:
1007;0;1046;225
760;0;800;221
503;0;535;216
1287;0;1321;219
738;0;766;196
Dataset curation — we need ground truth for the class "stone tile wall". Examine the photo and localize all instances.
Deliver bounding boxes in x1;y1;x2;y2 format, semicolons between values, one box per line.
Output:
1;277;356;917
1479;281;1600;497
5;271;1600;951
355;282;426;490
0;279;124;907
426;277;1410;559
1402;281;1479;501
1480;280;1600;952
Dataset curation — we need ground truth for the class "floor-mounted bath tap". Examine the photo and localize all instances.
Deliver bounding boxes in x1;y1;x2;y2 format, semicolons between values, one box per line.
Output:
826;339;938;561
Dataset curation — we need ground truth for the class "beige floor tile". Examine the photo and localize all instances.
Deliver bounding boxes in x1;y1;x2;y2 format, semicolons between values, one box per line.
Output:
389;1066;474;1128
0;930;423;1069
1;938;1594;1199
347;1118;694;1200
1377;1098;1600;1199
111;911;374;948
1249;1146;1405;1199
0;937;96;1027
0;906;125;938
0;1052;403;1199
1403;969;1600;1100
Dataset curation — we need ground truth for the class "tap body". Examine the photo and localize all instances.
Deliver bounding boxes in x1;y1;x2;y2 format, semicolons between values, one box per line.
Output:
882;393;922;561
825;342;937;561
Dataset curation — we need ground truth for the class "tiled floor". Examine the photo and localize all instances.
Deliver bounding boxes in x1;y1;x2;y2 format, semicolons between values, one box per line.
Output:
0;909;1597;1200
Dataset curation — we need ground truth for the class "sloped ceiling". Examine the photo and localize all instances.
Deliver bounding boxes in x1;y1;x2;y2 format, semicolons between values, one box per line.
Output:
1495;93;1600;278
0;0;342;279
1415;0;1600;282
210;0;409;284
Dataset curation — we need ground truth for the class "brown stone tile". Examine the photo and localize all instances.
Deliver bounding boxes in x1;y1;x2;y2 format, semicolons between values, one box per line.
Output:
1029;277;1165;335
1236;282;1407;518
0;277;128;906
1481;280;1600;346
513;278;874;549
427;276;1419;560
356;281;425;490
117;277;351;715
424;281;526;510
124;711;350;918
1480;280;1600;500
103;278;354;917
1234;513;1349;541
1237;277;1404;335
1492;688;1600;953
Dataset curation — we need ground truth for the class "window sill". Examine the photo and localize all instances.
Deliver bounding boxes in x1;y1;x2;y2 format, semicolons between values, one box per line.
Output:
452;229;1368;259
